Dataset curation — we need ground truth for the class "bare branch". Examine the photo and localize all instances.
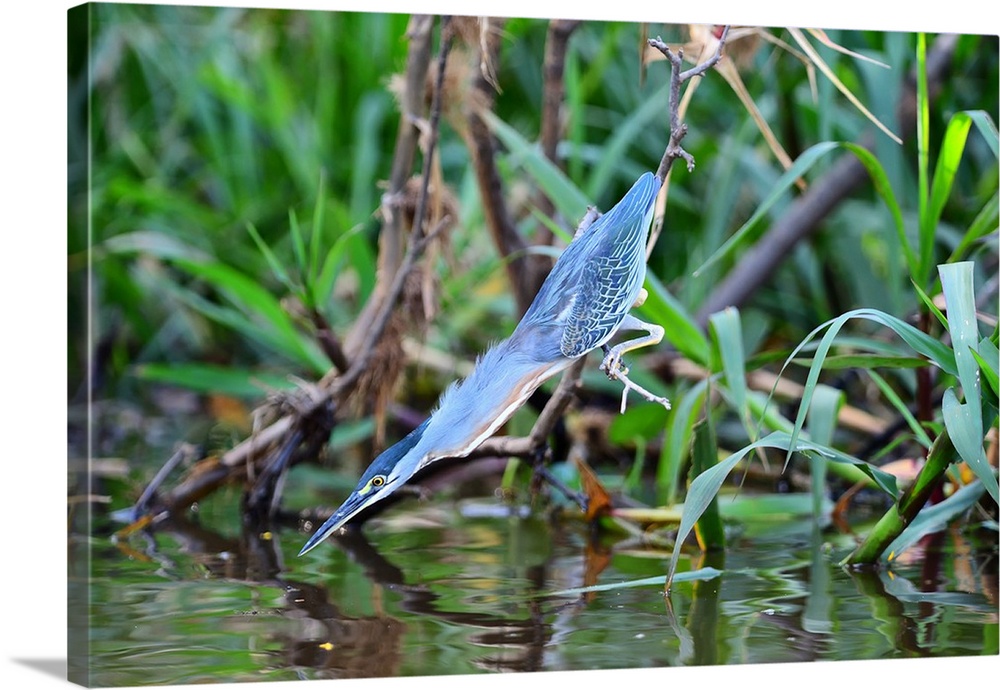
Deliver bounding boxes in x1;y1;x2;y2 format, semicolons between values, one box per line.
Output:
649;25;730;182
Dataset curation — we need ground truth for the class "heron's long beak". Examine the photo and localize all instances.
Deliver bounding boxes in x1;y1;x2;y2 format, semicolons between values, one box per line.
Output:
297;490;375;556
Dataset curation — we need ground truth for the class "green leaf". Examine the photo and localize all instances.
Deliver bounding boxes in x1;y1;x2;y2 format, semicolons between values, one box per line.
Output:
608;403;671;444
920;111;998;283
585;83;669;199
910;278;949;331
171;258;331;374
781;308;958;463
246;221;299;298
665;431;897;588
709;308;748;416
885;481;987;562
690;419;725;552
314;223;367;308
309;168;328;289
657;380;708;505
792;354;931;370
943;390;998;504
916;33;930;280
968;109;999;158
806;384;843;517
947;191;999;264
134;363;297;397
971;339;1000;401
100;230;213;263
939;261;996;503
288;208;308;282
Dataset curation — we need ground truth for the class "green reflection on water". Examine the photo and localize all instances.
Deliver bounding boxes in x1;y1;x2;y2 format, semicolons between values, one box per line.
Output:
74;490;998;686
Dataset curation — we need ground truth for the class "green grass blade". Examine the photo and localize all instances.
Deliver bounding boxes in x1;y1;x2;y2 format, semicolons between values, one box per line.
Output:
246;221;298;297
167;285;307;368
806;384;843;518
910;278;949;331
657;379;709;505
288;208;308;282
792;354;931;370
943;391;998;504
172;258;331;373
782;308;958;465
926;113;974;238
309;169;327;288
885;481;987;563
314;222;367;309
941;262;983;412
100;230;213;263
947;191;999;264
551;567;722;597
867;369;934;449
585;83;669;199
690;418;725;552
709;308;748;416
134;362;297;397
916;33;930;282
968;109;999;158
919;110;997;282
665;430;898;588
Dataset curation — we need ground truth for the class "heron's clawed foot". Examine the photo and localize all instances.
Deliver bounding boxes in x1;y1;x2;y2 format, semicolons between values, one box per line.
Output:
600;344;629;378
599;346;671;414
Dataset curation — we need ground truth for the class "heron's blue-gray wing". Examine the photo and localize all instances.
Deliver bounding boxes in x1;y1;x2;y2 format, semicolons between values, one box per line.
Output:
559;173;660;358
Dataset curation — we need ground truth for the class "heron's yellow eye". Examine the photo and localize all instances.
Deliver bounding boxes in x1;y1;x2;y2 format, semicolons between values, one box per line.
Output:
371;475;386;487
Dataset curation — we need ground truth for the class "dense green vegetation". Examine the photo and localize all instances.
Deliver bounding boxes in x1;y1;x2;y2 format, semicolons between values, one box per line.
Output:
70;6;998;576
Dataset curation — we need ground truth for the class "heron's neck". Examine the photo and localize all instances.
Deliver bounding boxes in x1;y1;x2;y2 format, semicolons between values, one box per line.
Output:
411;337;571;465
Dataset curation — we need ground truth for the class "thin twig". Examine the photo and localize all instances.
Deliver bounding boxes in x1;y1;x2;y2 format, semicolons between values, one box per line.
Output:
648;26;729;183
601;363;672;413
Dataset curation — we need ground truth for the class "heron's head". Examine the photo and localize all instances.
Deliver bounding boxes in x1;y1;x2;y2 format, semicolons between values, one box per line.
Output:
298;418;430;556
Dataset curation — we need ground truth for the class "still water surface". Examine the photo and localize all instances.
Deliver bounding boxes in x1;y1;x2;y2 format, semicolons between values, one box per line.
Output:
73;475;998;687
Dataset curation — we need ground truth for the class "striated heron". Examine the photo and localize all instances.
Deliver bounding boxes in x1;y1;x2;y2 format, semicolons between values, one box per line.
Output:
299;171;667;555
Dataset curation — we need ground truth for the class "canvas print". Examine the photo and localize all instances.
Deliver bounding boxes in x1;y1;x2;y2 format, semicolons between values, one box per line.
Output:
68;2;999;687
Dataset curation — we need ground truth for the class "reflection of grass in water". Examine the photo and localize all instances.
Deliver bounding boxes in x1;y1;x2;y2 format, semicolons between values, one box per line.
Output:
80;484;998;683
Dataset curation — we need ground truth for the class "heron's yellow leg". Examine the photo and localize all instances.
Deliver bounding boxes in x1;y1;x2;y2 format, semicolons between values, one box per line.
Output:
600;314;664;376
